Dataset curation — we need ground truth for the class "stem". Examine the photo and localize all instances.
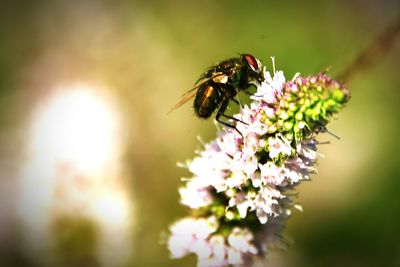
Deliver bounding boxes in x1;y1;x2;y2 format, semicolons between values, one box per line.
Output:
338;17;400;84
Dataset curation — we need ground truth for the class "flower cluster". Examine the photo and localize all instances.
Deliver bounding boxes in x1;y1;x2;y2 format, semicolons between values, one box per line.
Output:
167;60;350;267
168;217;258;267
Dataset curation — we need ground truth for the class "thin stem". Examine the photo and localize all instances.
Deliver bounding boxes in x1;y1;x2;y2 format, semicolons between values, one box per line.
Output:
338;17;400;84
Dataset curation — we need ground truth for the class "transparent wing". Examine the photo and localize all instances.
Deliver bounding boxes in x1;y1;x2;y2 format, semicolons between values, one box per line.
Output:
167;86;199;114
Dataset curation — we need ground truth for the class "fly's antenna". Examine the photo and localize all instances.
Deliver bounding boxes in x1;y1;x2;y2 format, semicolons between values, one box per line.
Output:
317;141;331;145
320;126;341;140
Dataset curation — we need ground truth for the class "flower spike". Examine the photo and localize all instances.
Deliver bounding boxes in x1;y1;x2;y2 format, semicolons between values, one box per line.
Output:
166;58;350;267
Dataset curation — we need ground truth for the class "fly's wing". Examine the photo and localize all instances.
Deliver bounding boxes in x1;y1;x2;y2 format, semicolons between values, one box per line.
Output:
167;72;228;114
167;86;199;114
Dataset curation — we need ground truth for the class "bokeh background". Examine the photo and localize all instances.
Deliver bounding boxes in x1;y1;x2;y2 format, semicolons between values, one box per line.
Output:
0;0;399;266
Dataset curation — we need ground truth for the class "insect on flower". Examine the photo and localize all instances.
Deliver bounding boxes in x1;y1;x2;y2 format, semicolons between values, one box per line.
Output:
169;54;265;130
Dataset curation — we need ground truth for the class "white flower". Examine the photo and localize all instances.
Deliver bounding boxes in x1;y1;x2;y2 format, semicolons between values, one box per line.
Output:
297;138;318;161
254;186;283;223
250;172;262;188
251;68;285;104
209;235;226;263
217;131;240;156
242;132;263;160
195;228;258;267
169;223;259;267
228;227;258;254
283;165;303;183
167;58;349;266
226;171;247;188
191;239;213;259
168;234;193;258
227;248;242;265
229;191;254;218
284;155;316;183
259;162;285;185
188;152;229;192
168;217;218;259
179;181;213;209
268;134;292;159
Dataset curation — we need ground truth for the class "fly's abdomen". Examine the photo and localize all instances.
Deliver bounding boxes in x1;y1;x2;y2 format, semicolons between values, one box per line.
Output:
194;83;222;118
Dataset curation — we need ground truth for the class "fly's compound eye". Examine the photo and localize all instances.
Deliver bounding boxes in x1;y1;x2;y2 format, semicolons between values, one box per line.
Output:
243;54;262;73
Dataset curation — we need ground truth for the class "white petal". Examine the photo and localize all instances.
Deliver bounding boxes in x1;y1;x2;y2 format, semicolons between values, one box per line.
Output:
227;248;242;264
190;239;212;259
167;235;192;258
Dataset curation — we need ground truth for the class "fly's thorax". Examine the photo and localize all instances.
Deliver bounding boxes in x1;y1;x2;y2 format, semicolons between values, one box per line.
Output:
181;54;264;120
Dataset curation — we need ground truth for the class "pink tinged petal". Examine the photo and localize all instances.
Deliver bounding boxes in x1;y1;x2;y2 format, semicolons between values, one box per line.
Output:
239;155;258;177
285;79;299;93
250;172;262;188
228;191;246;206
209;235;227;263
272;71;286;96
268;137;281;158
245;133;258;146
254;81;276;103
212;182;228;193
280;135;293;156
252;69;285;104
268;135;292;158
262;105;275;118
217;132;239;156
243;134;259;157
259;162;285;185
236;105;252;124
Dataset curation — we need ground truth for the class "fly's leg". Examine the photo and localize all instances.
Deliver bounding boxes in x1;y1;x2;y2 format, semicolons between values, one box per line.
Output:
231;98;240;105
221;113;248;125
216;99;236;129
218;85;248;126
216;99;247;137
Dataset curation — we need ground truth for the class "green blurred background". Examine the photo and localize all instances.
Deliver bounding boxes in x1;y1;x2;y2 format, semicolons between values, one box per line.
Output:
0;0;399;266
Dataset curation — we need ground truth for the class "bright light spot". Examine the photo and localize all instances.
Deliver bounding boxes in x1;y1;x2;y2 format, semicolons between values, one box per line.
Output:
29;87;119;176
18;83;133;266
92;190;130;228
